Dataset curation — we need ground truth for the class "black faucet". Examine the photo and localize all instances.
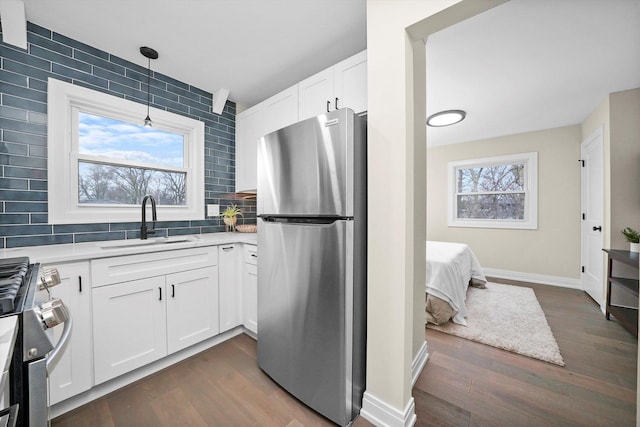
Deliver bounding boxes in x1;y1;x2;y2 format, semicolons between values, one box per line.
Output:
140;195;157;240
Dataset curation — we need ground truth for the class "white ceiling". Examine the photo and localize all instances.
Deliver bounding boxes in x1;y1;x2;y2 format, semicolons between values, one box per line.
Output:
20;0;367;109
16;0;640;146
426;0;640;146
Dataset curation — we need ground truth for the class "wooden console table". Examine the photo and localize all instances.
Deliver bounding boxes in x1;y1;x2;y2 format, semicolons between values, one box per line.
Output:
603;249;639;337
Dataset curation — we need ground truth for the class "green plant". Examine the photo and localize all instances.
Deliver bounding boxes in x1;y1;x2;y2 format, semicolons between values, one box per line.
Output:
220;204;243;219
621;227;640;243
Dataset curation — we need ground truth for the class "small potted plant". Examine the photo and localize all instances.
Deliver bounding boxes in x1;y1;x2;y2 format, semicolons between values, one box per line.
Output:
220;204;243;232
622;227;639;253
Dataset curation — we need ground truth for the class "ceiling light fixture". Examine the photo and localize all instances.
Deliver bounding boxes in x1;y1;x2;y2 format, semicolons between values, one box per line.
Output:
426;109;466;127
140;46;158;128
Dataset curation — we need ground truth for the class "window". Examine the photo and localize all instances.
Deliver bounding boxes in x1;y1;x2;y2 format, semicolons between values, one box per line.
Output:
447;152;537;229
48;78;204;224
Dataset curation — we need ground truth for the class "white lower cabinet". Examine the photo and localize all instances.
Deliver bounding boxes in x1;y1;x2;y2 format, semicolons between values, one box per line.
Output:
92;276;167;385
166;267;219;354
91;247;219;385
242;245;258;334
218;245;242;333
46;261;92;405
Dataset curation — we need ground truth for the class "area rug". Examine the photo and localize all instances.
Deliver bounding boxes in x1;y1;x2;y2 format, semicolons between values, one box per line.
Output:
426;282;565;366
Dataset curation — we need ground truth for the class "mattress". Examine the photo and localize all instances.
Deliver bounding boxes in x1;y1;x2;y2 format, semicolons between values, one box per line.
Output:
425;241;486;326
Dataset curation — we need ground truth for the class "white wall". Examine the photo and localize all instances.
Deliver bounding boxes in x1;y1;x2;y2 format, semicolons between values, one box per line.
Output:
609;88;640;250
426;125;582;280
365;1;507;425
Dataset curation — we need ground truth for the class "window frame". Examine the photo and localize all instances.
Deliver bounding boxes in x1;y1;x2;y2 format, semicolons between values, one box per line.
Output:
48;78;205;224
447;152;538;230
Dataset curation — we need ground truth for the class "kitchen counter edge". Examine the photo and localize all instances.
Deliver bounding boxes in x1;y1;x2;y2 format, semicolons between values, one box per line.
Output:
0;232;257;264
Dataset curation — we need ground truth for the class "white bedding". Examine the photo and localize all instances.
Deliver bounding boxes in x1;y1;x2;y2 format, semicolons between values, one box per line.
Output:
426;241;486;326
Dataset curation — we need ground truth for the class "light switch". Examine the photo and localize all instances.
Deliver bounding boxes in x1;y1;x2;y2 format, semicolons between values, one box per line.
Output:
207;204;220;217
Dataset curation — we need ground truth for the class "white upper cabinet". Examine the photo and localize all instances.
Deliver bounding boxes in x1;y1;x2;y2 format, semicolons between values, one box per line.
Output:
235;104;264;192
235;50;366;191
235;84;299;192
263;85;299;136
334;50;367;116
298;67;334;121
298;50;367;121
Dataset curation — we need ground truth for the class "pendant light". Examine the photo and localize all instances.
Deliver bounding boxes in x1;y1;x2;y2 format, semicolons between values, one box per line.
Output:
140;46;158;127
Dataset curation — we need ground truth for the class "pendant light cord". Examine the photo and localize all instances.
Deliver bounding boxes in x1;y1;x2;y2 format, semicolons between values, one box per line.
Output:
146;57;151;116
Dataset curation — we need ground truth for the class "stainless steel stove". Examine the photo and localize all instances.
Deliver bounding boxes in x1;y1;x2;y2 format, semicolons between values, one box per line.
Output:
0;257;71;427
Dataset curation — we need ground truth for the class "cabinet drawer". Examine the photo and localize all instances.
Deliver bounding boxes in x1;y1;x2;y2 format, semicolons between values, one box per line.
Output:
92;247;218;287
243;245;258;265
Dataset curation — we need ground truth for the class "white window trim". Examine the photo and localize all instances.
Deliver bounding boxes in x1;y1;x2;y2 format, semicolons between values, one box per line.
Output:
447;152;538;230
47;78;204;224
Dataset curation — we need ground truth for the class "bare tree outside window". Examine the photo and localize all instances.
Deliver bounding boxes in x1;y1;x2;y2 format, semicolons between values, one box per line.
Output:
79;162;186;205
77;112;187;206
456;163;526;220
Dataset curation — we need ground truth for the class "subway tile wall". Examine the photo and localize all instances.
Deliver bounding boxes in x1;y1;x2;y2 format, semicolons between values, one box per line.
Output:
0;22;256;249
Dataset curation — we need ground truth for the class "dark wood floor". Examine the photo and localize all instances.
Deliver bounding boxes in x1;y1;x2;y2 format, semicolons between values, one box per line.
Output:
54;281;637;426
419;279;637;426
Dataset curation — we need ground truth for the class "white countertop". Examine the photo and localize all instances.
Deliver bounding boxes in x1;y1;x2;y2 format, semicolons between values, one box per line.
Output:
0;232;257;264
0;316;18;373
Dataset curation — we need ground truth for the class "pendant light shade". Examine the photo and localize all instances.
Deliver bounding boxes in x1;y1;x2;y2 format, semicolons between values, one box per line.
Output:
140;46;158;128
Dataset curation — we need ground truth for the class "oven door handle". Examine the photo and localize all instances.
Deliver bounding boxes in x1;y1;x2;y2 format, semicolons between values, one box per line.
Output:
45;310;73;374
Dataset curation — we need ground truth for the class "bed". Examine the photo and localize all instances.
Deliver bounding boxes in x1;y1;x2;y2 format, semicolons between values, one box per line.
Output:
425;241;487;326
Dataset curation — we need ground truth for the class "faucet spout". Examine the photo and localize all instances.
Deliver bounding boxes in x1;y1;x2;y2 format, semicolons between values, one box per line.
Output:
140;195;157;240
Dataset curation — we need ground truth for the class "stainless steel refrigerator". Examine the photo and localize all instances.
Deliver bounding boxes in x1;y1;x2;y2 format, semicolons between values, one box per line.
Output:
256;108;366;426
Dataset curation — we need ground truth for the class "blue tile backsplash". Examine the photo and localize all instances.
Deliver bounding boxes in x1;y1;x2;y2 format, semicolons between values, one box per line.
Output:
0;22;255;249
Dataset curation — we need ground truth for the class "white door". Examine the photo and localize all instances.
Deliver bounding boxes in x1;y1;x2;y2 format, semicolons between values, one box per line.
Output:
166;267;219;354
47;261;92;405
298;67;334;121
581;125;605;308
92;277;167;385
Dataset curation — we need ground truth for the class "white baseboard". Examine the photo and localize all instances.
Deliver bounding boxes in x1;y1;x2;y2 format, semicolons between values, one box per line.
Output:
483;268;582;290
411;341;429;387
361;392;416;427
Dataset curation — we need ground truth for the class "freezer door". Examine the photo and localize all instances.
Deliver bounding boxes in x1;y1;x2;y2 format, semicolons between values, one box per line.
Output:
257;218;354;426
257;108;356;217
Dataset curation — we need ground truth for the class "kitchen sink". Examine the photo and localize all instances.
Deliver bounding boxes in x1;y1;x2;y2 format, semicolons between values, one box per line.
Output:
98;236;198;250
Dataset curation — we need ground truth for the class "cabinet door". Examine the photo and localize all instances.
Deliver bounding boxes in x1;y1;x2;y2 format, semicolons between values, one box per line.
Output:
47;261;92;405
263;85;299;135
236;104;264;191
243;263;258;335
218;245;242;333
298;67;334;121
334;50;367;114
92;277;167;385
166;267;219;354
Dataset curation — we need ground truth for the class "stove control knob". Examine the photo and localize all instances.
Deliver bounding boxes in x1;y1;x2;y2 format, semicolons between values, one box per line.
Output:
39;267;61;291
37;298;69;329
